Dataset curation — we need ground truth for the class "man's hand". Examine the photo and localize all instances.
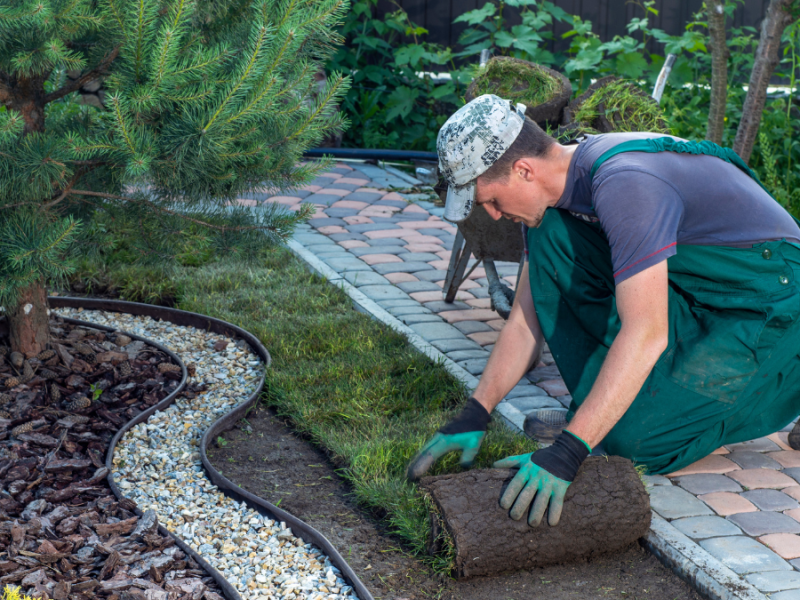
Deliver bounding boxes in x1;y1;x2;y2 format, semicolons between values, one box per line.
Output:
406;398;490;481
493;430;590;526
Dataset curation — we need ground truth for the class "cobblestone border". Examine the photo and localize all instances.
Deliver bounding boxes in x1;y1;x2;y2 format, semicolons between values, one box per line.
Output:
286;237;771;600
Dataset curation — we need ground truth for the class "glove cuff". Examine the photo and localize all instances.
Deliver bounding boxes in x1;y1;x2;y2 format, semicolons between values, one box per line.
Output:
438;397;491;434
530;430;590;482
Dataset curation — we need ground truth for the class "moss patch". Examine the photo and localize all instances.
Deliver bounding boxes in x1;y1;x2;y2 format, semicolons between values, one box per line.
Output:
472;57;561;107
572;79;668;133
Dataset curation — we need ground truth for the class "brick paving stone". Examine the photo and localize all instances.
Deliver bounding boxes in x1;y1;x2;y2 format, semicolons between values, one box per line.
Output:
338;240;369;249
358;285;411;301
404;243;446;253
458;358;490;375
698;492;758;516
728;451;784;470
468;331;500;346
446;350;491;362
304;193;344;206
742;489;800;511
415;228;450;237
373;262;435;275
644;475;673;487
439;309;501;323
415;269;450;282
409;322;467;342
294;233;336;246
771;432;795;451
361;229;408;239
430;338;483;353
508;396;563;412
728;469;799;490
466;298;493;309
783;469;800;485
348;223;402;233
331;200;370;209
486;319;506;331
384;272;419;284
299;184;322;193
727;438;782;453
324;208;360;218
427;259;451;270
400;314;444;325
266;195;304;205
745;571;800;593
666;455;741;477
786;509;800;523
310;217;344;228
673;474;743;495
781;487;800;502
342;271;389;287
402;204;429;214
424;300;471;312
711;446;731;454
771;452;800;469
361;207;402;218
649;485;715;519
349;246;408;256
556;395;572;408
671;515;742;539
329;233;368;243
728;512;800;536
760;534;800;560
337;177;369;185
454;321;494;335
776;587;800;598
538;379;569;397
398;252;441;262
306;244;346;254
398;234;446;245
317;188;351;197
327;183;361;192
469;287;491;299
343;216;374;225
361;253;404;265
411;291;449;303
526;364;562;383
397;281;440;293
378;299;420;308
436;250;453;260
322;256;372;272
700;536;793;574
386;305;432;317
316;251;351;260
354;187;383;194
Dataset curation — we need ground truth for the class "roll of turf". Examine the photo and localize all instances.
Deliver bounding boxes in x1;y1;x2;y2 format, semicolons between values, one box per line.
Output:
420;456;651;578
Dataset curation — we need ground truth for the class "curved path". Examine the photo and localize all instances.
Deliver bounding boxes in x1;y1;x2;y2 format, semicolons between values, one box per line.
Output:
55;305;363;600
242;160;800;600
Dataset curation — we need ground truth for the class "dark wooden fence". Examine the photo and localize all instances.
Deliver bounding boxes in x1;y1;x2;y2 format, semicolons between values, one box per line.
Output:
375;0;769;51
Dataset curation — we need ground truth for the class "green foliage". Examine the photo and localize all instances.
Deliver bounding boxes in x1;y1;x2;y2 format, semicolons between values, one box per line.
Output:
0;0;349;312
472;57;561;106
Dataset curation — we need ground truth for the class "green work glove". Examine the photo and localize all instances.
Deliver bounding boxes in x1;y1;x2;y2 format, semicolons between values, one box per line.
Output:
493;430;591;527
406;398;490;481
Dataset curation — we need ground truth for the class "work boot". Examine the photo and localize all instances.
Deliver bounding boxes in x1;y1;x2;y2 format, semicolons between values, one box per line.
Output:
523;409;568;445
789;420;800;451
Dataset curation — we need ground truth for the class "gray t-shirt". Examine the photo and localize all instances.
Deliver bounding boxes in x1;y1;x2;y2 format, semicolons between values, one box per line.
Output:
529;132;800;284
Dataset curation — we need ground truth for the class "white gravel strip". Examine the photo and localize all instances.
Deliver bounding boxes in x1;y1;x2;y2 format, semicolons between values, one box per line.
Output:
57;308;359;600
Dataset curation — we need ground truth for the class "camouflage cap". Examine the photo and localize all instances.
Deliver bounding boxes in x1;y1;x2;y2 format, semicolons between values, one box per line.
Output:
437;94;526;223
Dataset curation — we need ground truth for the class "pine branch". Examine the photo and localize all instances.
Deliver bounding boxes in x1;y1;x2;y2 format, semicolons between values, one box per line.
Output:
43;45;121;104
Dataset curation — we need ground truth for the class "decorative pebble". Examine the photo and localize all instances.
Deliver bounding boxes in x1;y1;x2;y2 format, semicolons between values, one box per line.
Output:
57;308;359;600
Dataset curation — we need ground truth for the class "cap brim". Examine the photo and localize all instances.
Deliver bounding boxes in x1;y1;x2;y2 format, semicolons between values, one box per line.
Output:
444;181;476;223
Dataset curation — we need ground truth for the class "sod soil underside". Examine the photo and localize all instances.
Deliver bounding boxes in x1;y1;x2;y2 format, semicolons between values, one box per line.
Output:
208;405;702;600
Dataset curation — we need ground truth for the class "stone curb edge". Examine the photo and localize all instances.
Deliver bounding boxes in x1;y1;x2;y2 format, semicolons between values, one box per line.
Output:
287;236;770;600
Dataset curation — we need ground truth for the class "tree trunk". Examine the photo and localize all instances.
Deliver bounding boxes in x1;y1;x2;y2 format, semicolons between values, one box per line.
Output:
733;0;797;162
8;281;49;357
420;456;651;578
706;0;729;145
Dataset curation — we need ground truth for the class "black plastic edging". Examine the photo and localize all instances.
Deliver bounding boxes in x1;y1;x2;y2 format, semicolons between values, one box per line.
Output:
304;147;438;162
49;297;374;600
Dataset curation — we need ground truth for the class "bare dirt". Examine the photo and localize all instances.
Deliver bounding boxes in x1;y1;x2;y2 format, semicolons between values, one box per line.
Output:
208;404;703;600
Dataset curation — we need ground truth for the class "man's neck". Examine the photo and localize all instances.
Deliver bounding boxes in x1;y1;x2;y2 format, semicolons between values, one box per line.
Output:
540;143;579;207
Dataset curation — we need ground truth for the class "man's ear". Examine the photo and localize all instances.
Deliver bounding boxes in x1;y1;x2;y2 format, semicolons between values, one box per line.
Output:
512;157;535;181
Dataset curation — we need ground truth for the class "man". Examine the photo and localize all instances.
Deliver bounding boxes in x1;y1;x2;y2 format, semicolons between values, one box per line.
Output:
406;94;800;529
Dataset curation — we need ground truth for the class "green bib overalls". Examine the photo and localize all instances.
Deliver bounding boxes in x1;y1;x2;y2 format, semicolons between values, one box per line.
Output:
527;138;800;474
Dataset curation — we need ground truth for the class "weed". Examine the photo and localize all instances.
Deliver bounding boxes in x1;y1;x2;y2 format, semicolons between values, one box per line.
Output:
216;436;228;448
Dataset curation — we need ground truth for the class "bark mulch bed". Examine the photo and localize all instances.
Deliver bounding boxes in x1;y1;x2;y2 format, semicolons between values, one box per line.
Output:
209;404;703;600
0;315;223;600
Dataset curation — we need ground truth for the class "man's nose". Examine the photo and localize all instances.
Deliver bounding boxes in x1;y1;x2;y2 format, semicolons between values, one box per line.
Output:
481;203;502;221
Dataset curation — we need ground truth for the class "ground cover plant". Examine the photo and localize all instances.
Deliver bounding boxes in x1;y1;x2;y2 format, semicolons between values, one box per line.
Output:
68;243;537;573
470;56;561;106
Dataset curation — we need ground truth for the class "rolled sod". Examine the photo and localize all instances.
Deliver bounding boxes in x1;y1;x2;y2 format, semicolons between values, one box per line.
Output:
420;456;651;578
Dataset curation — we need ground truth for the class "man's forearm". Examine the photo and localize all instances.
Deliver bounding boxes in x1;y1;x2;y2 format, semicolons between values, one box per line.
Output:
565;325;666;449
472;317;542;413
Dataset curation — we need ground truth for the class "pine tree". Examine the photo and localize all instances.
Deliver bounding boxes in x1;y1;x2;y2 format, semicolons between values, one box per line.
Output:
0;0;348;355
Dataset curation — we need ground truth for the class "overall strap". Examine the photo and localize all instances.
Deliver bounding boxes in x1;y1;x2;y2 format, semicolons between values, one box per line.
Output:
589;137;773;198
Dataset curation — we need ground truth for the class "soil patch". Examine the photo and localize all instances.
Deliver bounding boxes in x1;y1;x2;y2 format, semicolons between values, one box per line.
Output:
209;404;703;600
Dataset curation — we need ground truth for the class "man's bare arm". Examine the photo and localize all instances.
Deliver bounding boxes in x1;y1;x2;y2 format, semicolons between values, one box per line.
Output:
565;261;670;448
473;261;544;413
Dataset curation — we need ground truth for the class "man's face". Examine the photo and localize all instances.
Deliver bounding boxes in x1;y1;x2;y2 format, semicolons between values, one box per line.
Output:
474;163;548;228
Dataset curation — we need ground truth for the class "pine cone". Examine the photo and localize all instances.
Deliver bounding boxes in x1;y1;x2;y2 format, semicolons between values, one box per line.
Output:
9;352;23;369
4;377;20;389
0;393;9;404
73;342;95;357
82;353;97;365
49;383;61;403
62;414;89;425
39;369;57;380
37;349;55;361
0;410;11;419
11;422;34;436
22;361;34;383
186;363;197;378
65;396;91;411
157;362;181;374
117;360;132;378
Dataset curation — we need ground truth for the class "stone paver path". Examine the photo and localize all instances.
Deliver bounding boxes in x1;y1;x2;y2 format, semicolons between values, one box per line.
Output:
248;160;800;598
